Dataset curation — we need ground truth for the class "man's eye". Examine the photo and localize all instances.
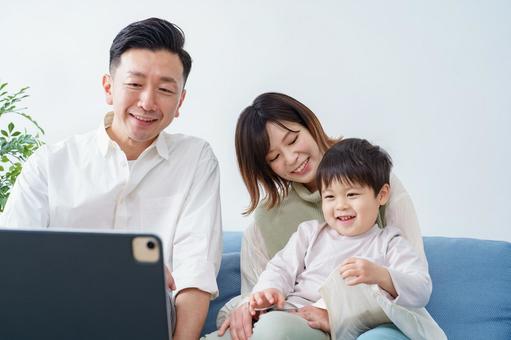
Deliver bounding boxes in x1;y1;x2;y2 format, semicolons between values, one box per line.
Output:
159;88;175;94
126;83;141;88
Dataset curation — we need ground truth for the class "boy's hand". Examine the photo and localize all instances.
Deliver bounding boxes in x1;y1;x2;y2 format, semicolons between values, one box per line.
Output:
249;288;285;316
340;257;397;298
340;257;384;285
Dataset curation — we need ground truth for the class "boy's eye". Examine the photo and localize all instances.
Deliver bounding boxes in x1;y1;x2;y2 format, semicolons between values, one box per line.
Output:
347;193;359;198
323;194;334;200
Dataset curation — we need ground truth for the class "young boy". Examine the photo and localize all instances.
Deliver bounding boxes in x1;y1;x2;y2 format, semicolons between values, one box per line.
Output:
249;138;432;337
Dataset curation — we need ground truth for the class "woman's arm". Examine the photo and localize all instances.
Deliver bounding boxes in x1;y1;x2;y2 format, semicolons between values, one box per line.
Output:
386;173;426;260
240;222;271;295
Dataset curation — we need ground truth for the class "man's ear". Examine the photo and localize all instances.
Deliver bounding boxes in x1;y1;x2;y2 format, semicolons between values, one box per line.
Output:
174;89;187;118
377;183;391;206
102;74;113;105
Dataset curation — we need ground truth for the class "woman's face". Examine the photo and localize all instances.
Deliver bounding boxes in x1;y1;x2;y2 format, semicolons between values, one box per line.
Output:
265;121;323;192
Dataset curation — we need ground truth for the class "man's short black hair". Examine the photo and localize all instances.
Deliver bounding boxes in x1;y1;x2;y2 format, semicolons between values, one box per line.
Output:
109;17;192;85
316;138;393;196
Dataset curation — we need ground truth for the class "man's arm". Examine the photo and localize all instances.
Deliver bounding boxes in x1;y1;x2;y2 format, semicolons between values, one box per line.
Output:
173;288;210;340
0;147;49;227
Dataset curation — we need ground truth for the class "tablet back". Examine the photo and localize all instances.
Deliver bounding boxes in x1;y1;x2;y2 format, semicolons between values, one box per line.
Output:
0;229;170;340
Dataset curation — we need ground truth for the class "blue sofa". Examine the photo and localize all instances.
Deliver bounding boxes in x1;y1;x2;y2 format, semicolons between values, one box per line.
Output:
202;232;511;339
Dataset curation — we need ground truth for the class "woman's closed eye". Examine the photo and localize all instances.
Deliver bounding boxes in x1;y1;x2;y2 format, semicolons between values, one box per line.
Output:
289;133;298;145
268;154;279;162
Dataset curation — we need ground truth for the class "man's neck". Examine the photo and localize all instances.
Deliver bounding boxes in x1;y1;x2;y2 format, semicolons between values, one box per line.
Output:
106;127;154;161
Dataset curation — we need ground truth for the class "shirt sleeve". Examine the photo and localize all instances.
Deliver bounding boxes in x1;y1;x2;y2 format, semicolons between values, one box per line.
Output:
171;144;222;299
251;222;312;297
386;173;426;261
384;227;432;308
0;146;49;227
240;222;271;296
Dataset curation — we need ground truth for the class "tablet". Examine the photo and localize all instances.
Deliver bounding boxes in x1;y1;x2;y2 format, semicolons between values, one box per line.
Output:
0;228;171;340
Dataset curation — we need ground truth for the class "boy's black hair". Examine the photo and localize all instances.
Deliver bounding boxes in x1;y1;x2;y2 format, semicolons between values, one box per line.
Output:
316;138;393;196
109;17;192;84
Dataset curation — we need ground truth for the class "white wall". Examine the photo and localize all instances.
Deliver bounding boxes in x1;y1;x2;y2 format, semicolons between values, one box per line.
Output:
1;0;510;241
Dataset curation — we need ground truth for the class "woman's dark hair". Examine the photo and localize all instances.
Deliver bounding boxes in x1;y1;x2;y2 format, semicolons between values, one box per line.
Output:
316;138;392;195
109;17;192;85
235;92;338;215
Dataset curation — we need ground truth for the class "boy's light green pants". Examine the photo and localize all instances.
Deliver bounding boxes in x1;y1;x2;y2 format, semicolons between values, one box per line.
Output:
203;311;409;340
203;311;329;340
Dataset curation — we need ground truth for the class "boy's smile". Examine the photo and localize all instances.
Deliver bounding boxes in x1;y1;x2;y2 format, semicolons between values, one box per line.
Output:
321;179;389;236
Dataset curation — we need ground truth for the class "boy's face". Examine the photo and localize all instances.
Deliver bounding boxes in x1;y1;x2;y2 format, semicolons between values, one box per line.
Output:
321;179;390;236
102;48;186;149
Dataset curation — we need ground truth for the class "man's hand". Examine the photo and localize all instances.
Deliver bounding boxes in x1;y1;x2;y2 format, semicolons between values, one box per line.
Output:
340;257;397;298
249;288;285;316
218;303;254;340
164;266;176;290
292;306;330;333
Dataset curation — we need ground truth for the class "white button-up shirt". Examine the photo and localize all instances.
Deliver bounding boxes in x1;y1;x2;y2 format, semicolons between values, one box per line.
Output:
0;113;223;298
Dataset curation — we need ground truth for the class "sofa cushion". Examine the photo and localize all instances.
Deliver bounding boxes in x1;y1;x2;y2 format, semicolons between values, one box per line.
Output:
424;237;511;339
202;232;242;335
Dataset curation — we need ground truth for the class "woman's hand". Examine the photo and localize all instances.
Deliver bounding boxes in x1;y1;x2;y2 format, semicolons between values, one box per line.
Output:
292;306;330;333
218;303;254;340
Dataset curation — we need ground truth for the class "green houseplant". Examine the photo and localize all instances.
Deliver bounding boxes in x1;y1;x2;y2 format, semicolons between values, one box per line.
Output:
0;82;45;212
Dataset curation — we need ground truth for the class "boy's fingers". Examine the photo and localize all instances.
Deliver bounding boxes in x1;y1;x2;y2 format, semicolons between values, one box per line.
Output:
264;290;275;304
276;293;285;308
254;293;264;306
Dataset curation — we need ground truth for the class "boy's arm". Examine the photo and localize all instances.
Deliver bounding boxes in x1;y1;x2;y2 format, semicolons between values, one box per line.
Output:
251;221;316;297
340;257;397;298
383;229;432;308
339;228;431;308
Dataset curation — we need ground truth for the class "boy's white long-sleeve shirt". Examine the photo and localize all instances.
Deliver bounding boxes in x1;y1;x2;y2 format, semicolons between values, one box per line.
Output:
252;220;431;309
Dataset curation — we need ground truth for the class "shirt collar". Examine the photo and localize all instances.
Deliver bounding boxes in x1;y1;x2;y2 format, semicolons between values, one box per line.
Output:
96;112;114;157
96;111;169;160
291;182;321;203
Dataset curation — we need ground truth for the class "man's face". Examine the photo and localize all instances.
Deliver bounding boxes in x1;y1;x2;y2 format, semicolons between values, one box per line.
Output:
102;48;186;148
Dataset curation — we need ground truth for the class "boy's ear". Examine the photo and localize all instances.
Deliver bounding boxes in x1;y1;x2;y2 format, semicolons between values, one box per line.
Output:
377;183;390;205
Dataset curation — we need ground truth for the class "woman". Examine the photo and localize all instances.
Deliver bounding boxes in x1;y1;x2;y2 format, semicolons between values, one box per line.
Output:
209;93;424;340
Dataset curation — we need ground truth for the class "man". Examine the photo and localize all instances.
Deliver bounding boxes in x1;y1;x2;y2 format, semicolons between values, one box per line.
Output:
0;18;222;339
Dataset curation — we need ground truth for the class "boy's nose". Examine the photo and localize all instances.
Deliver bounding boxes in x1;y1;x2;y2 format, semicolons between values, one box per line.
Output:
335;199;349;210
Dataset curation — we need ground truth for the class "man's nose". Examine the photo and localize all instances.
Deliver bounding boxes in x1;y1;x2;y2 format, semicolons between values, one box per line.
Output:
138;88;157;112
